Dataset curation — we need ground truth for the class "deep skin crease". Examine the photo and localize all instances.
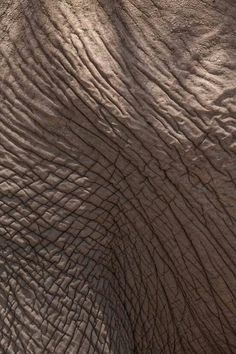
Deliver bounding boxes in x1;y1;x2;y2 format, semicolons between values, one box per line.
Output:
0;0;236;353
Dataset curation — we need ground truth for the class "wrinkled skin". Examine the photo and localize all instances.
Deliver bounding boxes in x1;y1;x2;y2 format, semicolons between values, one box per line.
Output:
0;0;236;353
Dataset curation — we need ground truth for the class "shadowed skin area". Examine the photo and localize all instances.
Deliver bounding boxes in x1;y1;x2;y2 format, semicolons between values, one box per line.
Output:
0;0;236;353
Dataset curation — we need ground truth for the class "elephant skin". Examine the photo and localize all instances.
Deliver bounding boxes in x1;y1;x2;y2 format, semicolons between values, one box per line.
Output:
0;0;236;353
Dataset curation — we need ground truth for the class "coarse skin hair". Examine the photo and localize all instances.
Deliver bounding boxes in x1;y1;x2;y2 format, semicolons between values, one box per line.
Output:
0;0;236;353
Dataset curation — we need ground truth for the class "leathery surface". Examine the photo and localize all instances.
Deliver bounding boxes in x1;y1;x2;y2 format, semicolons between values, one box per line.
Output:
0;0;236;353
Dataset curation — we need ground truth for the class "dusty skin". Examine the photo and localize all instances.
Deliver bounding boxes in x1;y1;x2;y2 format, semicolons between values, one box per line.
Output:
0;0;236;353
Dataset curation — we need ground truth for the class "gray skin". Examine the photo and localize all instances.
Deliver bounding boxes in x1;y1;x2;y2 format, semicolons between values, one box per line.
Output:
0;0;236;353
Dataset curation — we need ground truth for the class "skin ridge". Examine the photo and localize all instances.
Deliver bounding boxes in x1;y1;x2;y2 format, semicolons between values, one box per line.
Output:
0;1;236;353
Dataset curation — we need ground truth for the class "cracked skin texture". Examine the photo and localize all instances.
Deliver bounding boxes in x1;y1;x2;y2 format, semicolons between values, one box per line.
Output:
0;0;236;353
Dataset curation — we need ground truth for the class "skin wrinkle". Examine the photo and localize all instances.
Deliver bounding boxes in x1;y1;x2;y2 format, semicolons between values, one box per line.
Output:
21;14;132;165
94;2;236;238
24;3;187;290
0;0;236;353
106;1;232;181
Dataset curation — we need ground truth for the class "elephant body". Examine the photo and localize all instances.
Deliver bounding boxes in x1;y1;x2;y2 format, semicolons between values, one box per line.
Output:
0;0;236;353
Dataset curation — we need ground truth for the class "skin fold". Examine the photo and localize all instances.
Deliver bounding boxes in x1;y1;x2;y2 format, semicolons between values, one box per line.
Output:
0;0;235;353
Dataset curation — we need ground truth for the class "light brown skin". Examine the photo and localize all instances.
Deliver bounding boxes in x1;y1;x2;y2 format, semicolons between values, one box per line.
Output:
0;0;236;353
